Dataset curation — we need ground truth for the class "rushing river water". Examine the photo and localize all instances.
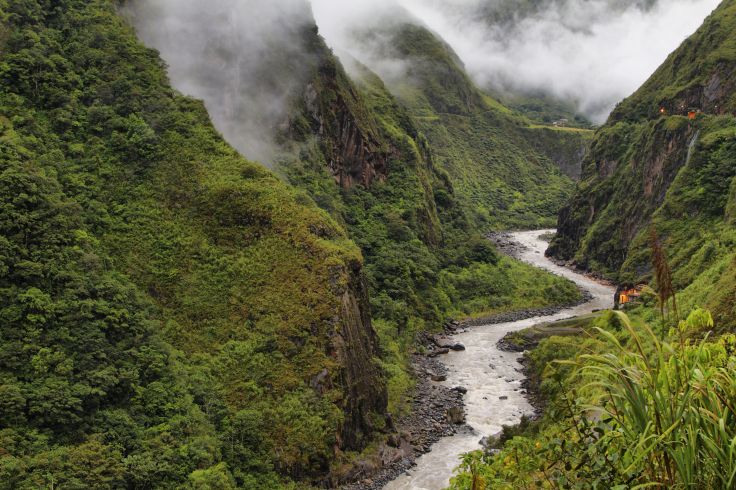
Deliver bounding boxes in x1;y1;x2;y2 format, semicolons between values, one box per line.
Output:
384;230;616;490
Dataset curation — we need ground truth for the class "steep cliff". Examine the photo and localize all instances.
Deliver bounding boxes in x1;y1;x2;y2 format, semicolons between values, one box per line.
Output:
0;1;388;487
549;0;736;327
297;48;390;189
332;269;388;451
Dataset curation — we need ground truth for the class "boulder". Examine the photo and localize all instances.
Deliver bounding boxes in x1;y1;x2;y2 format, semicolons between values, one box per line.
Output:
432;335;455;348
427;348;450;357
446;406;466;424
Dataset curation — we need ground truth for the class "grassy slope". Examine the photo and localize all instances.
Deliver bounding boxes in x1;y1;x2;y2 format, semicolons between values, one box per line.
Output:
0;1;387;487
361;23;590;230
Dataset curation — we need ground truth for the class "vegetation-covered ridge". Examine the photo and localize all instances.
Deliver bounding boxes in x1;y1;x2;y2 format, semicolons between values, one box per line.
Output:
549;0;736;330
345;20;592;230
273;15;583;427
0;1;389;487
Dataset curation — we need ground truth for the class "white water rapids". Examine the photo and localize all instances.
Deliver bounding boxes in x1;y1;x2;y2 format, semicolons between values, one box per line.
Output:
384;230;616;490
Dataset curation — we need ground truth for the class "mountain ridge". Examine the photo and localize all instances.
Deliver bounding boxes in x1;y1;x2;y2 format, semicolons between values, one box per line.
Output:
549;0;736;329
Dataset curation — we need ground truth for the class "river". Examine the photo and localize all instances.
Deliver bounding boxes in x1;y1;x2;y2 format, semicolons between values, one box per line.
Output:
383;230;616;490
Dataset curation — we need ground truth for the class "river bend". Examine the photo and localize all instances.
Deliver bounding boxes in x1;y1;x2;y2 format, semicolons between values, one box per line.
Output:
384;230;615;490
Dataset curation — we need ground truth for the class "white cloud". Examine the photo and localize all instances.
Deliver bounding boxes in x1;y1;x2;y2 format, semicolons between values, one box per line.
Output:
312;0;721;123
123;0;722;166
123;0;316;165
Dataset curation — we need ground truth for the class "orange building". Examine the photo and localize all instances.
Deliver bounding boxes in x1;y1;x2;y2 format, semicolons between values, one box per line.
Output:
619;287;642;305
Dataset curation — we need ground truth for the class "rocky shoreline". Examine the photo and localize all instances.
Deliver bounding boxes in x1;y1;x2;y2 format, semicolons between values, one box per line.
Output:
341;326;469;489
341;298;590;489
343;231;606;489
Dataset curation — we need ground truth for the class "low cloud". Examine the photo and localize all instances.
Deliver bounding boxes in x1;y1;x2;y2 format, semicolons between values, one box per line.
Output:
123;0;722;164
123;0;317;165
312;0;721;123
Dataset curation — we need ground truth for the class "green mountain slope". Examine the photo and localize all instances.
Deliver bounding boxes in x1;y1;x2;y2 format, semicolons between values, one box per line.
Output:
347;21;592;229
549;0;736;329
0;1;585;488
272;19;584;428
0;1;388;487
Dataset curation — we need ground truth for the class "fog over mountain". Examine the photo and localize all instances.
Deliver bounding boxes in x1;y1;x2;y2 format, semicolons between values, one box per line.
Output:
124;0;721;166
312;0;721;122
123;0;316;164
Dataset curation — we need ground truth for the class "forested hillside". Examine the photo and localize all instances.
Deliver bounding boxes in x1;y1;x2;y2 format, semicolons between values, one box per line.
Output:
0;0;583;488
341;20;592;229
11;0;731;488
0;1;389;487
549;0;736;328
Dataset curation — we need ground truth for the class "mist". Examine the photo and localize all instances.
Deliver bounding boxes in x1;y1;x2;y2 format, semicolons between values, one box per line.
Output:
123;0;721;165
312;0;721;123
123;0;317;165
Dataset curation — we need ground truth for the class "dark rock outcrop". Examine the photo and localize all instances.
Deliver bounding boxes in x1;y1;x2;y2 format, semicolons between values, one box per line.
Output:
331;265;389;451
548;122;696;274
303;60;390;189
549;1;736;284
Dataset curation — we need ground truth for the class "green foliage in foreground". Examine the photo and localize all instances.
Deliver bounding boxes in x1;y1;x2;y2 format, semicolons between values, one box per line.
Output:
450;308;736;489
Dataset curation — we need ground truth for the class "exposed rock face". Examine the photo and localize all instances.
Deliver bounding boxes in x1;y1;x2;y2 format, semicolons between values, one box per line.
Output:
331;264;389;451
549;121;695;274
549;1;736;281
298;45;390;189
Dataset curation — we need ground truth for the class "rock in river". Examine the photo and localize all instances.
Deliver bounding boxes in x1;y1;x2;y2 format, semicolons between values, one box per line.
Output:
446;406;465;424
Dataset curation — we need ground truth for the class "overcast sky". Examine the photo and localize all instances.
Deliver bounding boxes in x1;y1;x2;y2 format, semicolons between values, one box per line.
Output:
311;0;721;122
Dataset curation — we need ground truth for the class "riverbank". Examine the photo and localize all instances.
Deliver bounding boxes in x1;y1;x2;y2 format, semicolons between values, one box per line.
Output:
378;230;615;490
341;346;465;490
342;303;589;490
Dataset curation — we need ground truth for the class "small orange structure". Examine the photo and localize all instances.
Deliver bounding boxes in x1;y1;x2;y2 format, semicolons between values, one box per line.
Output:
688;111;697;120
659;107;667;115
619;287;642;305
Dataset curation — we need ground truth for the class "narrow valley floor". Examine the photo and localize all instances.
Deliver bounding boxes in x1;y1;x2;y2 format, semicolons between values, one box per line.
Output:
383;230;616;490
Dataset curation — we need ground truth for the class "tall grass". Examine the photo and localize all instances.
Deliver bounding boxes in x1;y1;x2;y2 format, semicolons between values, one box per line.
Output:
580;309;736;489
650;227;678;326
